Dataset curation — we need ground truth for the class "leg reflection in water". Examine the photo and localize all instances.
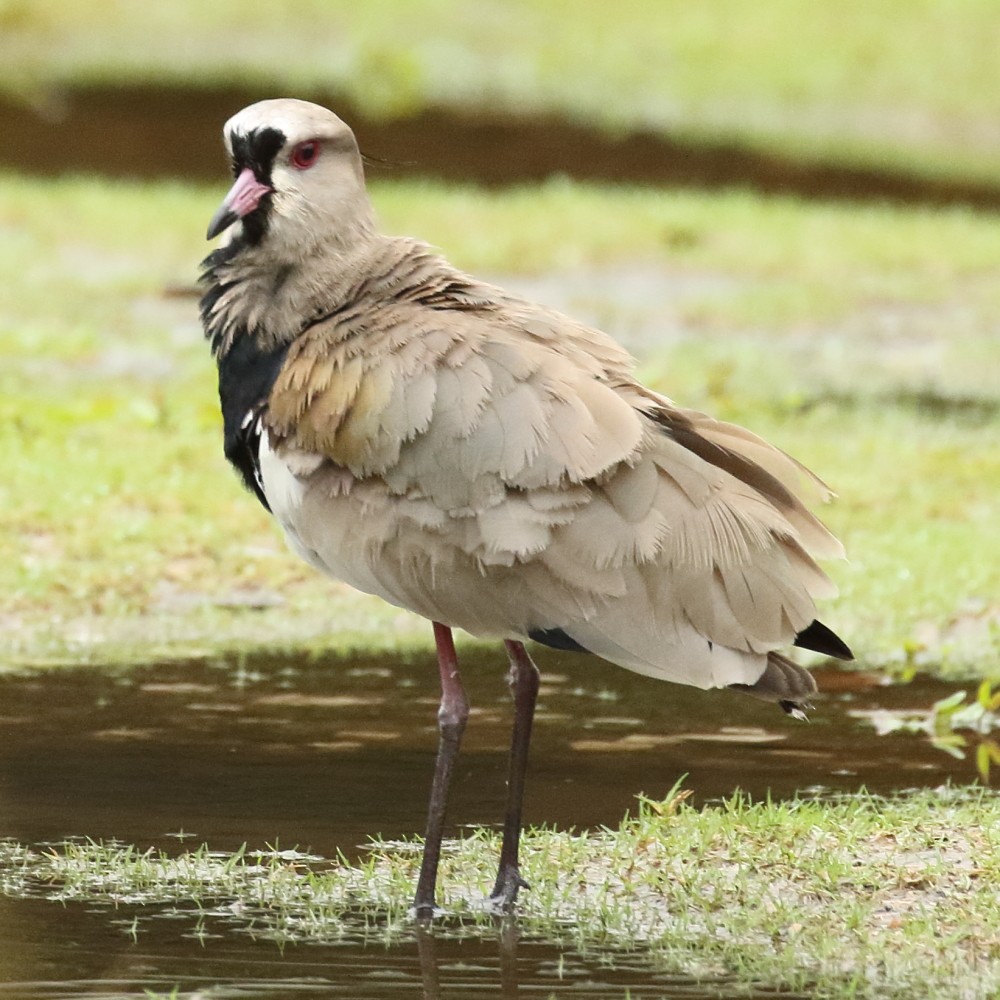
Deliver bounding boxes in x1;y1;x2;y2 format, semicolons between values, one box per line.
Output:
416;918;520;999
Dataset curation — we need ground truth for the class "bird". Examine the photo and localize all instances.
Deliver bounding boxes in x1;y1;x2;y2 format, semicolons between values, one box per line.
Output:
199;98;853;917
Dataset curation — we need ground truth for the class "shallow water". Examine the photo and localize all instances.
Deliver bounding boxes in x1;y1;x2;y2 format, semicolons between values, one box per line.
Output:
0;651;970;854
0;650;979;997
0;895;809;999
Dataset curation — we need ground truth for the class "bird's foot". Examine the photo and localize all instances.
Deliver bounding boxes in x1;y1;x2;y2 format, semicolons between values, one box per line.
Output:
486;864;529;913
410;895;447;921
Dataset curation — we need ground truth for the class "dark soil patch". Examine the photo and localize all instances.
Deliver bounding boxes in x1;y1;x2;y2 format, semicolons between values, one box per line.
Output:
8;84;1000;208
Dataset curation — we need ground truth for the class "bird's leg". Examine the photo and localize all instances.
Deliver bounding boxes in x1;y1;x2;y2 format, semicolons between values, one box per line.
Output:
489;640;540;910
413;622;469;917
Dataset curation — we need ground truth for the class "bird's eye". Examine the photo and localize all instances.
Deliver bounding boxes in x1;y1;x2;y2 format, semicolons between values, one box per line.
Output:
291;140;320;170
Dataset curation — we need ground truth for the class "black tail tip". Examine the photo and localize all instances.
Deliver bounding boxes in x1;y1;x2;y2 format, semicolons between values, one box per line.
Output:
793;619;854;661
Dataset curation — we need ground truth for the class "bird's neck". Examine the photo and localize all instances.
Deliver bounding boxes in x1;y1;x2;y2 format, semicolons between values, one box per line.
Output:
200;230;401;357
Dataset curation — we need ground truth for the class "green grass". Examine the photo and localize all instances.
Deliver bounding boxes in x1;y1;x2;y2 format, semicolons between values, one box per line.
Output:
6;1;1000;184
2;172;998;672
4;786;1000;998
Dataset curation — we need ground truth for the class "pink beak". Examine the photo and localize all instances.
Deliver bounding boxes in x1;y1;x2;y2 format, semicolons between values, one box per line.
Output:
206;167;273;239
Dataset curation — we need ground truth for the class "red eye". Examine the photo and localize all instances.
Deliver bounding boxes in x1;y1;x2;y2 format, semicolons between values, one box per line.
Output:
291;140;320;170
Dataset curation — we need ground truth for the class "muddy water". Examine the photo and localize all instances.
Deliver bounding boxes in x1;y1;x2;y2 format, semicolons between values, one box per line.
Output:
0;651;979;997
0;651;971;856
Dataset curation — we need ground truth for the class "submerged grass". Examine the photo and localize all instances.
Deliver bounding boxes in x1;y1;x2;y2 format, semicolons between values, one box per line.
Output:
2;174;998;672
4;786;999;998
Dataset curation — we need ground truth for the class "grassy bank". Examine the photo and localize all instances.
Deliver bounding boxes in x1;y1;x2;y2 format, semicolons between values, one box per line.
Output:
2;173;998;671
3;786;998;998
5;2;1000;185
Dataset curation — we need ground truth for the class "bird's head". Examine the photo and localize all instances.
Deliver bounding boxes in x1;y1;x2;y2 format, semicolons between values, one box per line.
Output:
206;99;375;255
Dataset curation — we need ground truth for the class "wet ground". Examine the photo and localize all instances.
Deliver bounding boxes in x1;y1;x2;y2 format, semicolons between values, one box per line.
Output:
8;85;1000;208
0;649;982;998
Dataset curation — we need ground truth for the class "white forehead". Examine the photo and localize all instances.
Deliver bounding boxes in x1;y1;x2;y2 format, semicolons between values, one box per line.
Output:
223;99;352;150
